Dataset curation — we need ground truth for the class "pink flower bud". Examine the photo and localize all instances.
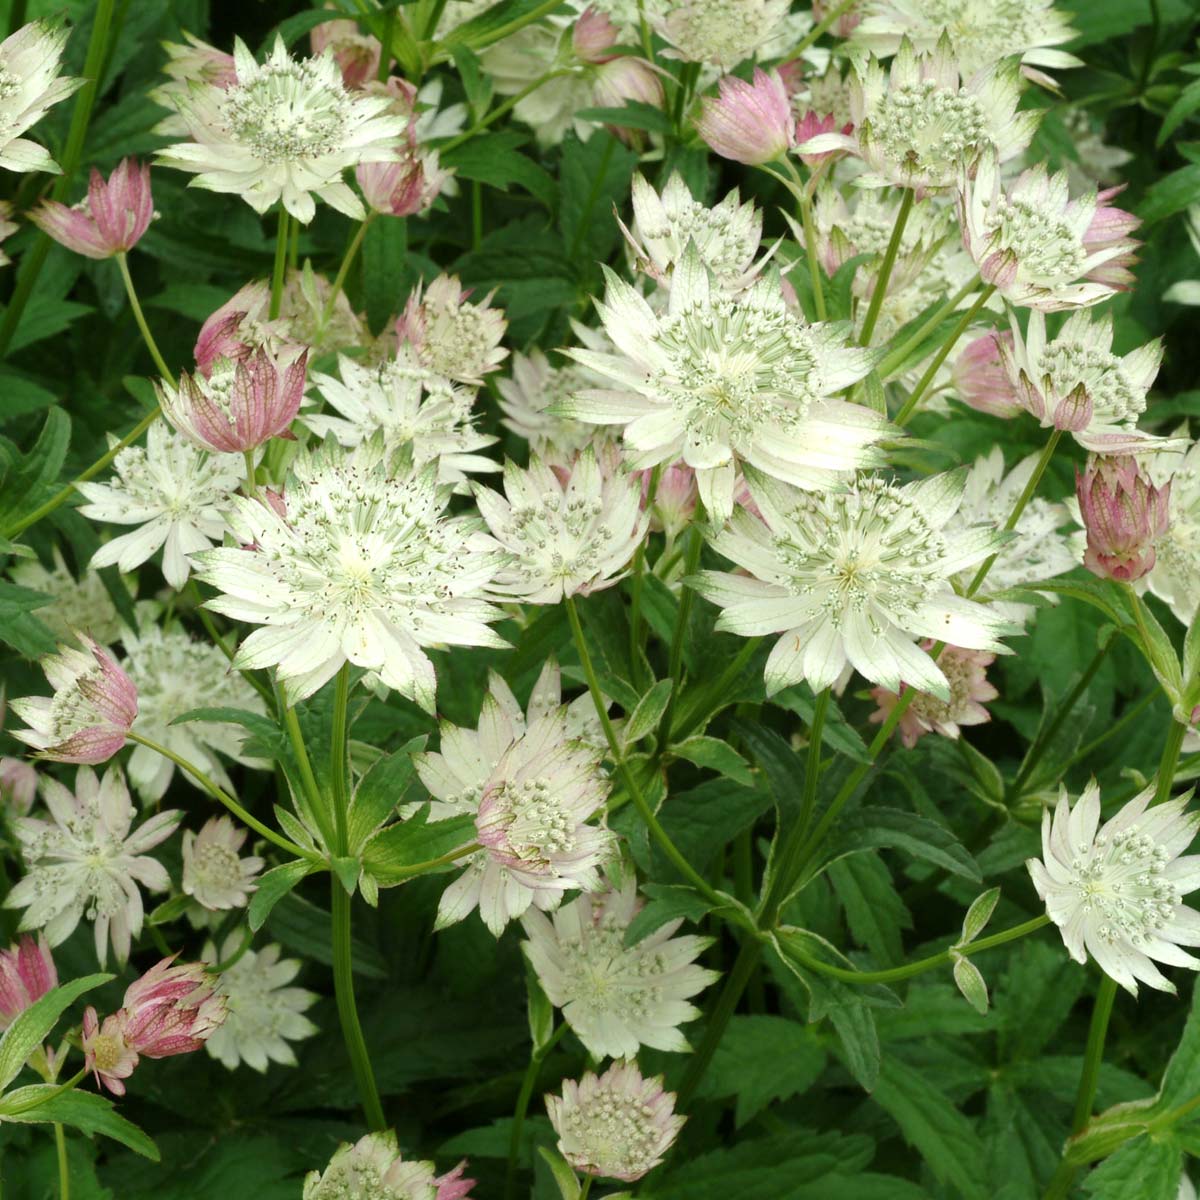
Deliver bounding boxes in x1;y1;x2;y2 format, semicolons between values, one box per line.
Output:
593;56;665;113
1077;454;1170;582
159;347;308;454
952;331;1022;418
793;110;854;168
0;935;57;1028
696;69;794;165
0;756;37;815
647;462;698;538
357;150;450;218
434;1162;477;1200
30;159;153;260
194;281;294;376
573;6;620;62
1083;186;1140;292
311;17;386;89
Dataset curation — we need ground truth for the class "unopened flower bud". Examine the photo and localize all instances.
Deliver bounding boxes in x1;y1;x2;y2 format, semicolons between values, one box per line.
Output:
952;331;1022;418
794;110;854;168
593;56;665;112
573;6;620;62
357;150;450;218
0;935;57;1028
30;159;153;259
696;69;793;165
1077;454;1170;582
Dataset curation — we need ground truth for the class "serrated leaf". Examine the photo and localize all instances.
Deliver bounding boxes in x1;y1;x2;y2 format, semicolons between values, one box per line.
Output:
828;807;981;881
670;736;755;785
623;883;718;946
347;737;424;852
953;954;989;1015
0;975;111;1091
1081;1133;1182;1199
829;854;911;966
960;887;1002;945
623;678;673;747
0;1087;159;1159
361;810;476;886
247;860;317;933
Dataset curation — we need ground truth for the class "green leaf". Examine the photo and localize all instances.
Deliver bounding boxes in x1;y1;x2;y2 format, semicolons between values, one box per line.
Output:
0;406;71;532
438;0;568;50
623;678;673;747
247;860;317;933
0;975;111;1091
1138;164;1200;225
148;893;193;927
524;965;554;1055
0;580;56;657
623;882;719;946
559;131;638;263
671;736;755;785
960;887;1001;945
952;954;990;1015
773;687;871;763
441;131;556;209
347;737;424;852
0;369;58;423
1081;1134;1182;1199
1158;79;1200;146
538;1145;581;1200
361;810;476;886
362;216;412;333
0;1087;159;1159
266;892;388;979
828;807;981;881
7;297;92;353
829;854;911;966
576;102;673;135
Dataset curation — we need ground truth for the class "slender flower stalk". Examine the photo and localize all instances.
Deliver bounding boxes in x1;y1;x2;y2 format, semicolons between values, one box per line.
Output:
269;209;289;321
116;254;176;386
319;214;374;333
859;189;915;346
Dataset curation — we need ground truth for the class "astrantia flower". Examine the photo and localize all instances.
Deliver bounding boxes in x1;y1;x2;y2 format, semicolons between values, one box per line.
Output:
194;439;506;709
496;349;597;463
194;279;294;374
1145;433;1200;627
652;0;791;69
693;468;1013;698
8;546;123;646
474;449;648;604
120;625;266;802
696;69;793;166
546;1061;684;1182
958;154;1140;311
559;250;886;522
6;766;180;965
1028;782;1200;995
76;421;242;590
1000;310;1164;453
849;0;1080;85
305;350;498;489
310;13;385;89
951;330;1022;418
10;638;137;765
0;21;81;174
801;37;1037;195
158;347;308;455
0;934;56;1027
304;1131;475;1200
620;172;766;291
522;878;718;1057
203;933;319;1071
30;158;153;259
157;37;405;222
182;816;263;911
395;275;508;386
1077;455;1171;584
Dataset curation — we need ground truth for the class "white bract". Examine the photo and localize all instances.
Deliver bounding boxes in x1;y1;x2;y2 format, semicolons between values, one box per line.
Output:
693;468;1014;698
496;349;597;463
0;21;81;174
651;0;791;69
1145;432;1200;627
1028;783;1200;996
8;547;124;647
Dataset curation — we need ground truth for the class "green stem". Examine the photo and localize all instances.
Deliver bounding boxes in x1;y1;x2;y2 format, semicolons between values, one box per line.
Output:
656;520;705;748
671;637;763;741
55;1123;69;1199
321;215;374;333
671;61;700;134
437;70;575;153
966;429;1062;596
505;1023;568;1200
1066;690;1157;770
269;209;290;321
127;732;311;860
280;694;336;853
1154;719;1186;806
786;0;857;57
628;468;660;686
794;688;829;843
578;1175;593;1200
876;276;980;380
242;449;257;501
115;253;175;385
2;405;160;541
565;596;726;910
330;664;351;856
858;189;914;346
892;285;996;427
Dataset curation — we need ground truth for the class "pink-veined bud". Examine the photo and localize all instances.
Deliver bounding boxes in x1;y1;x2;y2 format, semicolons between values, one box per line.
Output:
311;15;386;89
593;56;665;113
0;935;57;1029
434;1163;477;1200
647;462;698;539
696;69;794;165
159;347;308;454
357;149;450;218
952;330;1022;418
120;956;226;1058
30;159;153;260
573;5;620;62
793;110;854;168
0;755;36;815
1077;454;1171;582
10;638;137;764
194;281;295;376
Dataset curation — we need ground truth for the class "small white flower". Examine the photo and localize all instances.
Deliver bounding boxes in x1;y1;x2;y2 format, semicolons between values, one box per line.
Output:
76;422;242;591
1027;782;1200;996
203;933;319;1071
1145;430;1200;628
9;547;124;647
522;878;718;1058
121;624;267;803
496;349;598;463
396;274;507;387
305;350;498;490
5;766;180;966
693;468;1014;698
560;249;886;523
182;816;262;911
650;0;792;69
0;21;82;174
157;36;405;222
194;439;507;709
475;448;648;605
303;1131;450;1200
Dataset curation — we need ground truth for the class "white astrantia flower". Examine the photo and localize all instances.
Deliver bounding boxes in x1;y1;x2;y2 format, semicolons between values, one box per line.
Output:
521;877;718;1058
156;36;405;223
559;249;886;523
8;547;124;646
474;448;648;605
194;438;507;709
182;815;262;911
692;467;1015;698
76;422;242;591
304;349;498;490
620;172;767;292
417;667;613;937
203;933;319;1071
1145;430;1200;628
5;766;180;966
120;624;267;803
396;274;508;387
1028;782;1200;996
849;0;1081;85
650;0;792;70
949;447;1079;625
0;21;82;174
303;1131;457;1200
496;349;598;463
1000;309;1166;454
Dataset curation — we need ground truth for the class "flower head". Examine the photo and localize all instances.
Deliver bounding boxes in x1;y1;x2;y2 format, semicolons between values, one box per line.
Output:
0;934;57;1028
8;547;124;646
958;154;1139;311
10;638;137;764
157;36;406;222
183;816;263;911
203;933;319;1071
951;329;1022;418
194;280;294;374
6;766;180;965
76;421;242;590
474;449;648;604
81;1007;137;1095
560;249;886;523
395;275;507;386
496;349;597;463
696;69;793;165
0;21;82;174
159;347;307;455
653;0;791;69
1028;782;1200;995
546;1061;684;1182
1077;454;1171;583
194;439;506;709
310;13;386;88
303;1131;474;1200
357;148;450;219
1145;434;1200;627
522;878;717;1057
30;158;153;259
693;468;1014;698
